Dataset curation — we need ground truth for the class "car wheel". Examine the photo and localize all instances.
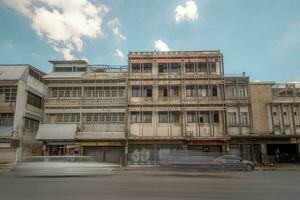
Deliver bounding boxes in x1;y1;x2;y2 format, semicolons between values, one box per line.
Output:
245;164;253;171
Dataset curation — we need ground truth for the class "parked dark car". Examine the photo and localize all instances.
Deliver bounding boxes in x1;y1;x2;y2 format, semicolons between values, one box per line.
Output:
213;155;255;171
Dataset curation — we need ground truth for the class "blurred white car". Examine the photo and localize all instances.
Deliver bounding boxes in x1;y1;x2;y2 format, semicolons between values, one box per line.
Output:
13;156;119;177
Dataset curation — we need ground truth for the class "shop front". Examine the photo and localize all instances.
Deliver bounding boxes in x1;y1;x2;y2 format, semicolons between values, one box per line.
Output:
230;135;300;164
80;141;125;164
127;139;184;165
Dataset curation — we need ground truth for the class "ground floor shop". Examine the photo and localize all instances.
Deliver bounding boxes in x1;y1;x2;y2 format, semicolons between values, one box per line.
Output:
230;136;300;164
80;141;125;164
127;138;229;165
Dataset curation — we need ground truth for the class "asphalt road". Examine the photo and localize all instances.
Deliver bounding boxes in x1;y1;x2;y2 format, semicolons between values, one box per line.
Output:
0;169;299;200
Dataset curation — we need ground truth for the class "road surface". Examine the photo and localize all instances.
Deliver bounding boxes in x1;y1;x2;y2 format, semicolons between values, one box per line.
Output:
0;169;299;200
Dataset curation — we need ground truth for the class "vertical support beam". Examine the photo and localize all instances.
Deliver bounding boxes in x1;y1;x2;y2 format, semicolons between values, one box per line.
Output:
260;143;270;165
279;104;285;134
291;104;296;135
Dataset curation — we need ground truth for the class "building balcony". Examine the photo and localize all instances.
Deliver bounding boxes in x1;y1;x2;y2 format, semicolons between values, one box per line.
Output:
81;98;126;107
81;123;126;132
44;98;81;107
0;102;15;113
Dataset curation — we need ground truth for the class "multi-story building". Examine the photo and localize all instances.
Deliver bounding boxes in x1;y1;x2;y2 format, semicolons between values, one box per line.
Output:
265;83;300;163
224;75;257;161
227;81;300;164
36;60;127;163
127;51;228;164
0;65;45;162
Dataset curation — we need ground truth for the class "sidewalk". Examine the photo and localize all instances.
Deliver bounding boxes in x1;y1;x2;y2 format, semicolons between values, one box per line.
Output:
256;163;300;171
0;163;15;173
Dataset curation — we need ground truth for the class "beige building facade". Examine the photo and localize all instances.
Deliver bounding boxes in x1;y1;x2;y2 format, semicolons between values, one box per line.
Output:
36;60;127;163
0;65;45;162
127;51;228;164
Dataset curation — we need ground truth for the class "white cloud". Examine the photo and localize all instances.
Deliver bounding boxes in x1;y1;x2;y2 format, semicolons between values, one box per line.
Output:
115;49;125;59
278;20;300;51
174;0;199;23
154;40;170;51
3;0;109;59
108;18;126;41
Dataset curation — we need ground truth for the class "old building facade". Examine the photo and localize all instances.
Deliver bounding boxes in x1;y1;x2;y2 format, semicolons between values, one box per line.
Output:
127;51;228;164
36;60;127;163
0;65;45;162
1;50;299;165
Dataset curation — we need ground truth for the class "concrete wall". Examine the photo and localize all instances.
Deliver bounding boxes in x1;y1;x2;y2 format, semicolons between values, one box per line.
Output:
249;83;273;135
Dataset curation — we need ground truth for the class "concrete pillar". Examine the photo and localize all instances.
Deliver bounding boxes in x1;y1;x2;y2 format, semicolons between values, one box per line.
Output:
260;143;270;165
298;144;300;163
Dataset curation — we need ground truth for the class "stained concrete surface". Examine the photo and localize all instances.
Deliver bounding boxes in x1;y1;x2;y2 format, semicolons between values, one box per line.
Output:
0;170;299;200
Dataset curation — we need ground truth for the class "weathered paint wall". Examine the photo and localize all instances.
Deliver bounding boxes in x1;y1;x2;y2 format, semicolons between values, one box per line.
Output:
249;83;273;135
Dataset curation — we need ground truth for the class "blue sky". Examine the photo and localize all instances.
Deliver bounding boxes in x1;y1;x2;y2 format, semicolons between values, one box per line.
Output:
0;0;299;82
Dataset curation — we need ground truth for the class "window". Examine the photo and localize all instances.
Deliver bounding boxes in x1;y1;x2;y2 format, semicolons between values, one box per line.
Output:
186;85;195;97
29;68;43;81
239;85;247;98
0;113;14;127
111;113;118;122
227;112;237;125
131;112;140;123
0;86;17;102
58;90;64;97
143;86;152;97
187;111;196;123
170;112;180;123
27;92;42;108
198;111;209;123
132;86;141;97
143;63;152;73
104;114;111;122
24;118;39;130
118;90;124;97
210;62;216;73
131;63;140;73
143;112;152;123
213;111;219;123
273;112;277;116
159;86;168;97
171;63;180;73
119;113;125;122
86;113;93;122
159;112;180;123
52;90;58;98
211;85;218;97
158;63;168;73
56;114;63;123
159;112;169;123
112;90;118;97
197;62;207;72
105;89;111;97
198;85;208;97
226;86;236;98
185;63;194;73
241;112;249;125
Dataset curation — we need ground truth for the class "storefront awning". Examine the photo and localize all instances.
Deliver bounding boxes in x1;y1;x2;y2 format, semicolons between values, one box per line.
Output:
36;124;77;141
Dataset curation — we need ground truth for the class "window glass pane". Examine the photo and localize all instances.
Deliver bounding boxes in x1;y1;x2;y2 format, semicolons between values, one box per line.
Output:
143;63;152;73
143;112;152;123
132;63;140;73
185;63;194;72
159;112;168;123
